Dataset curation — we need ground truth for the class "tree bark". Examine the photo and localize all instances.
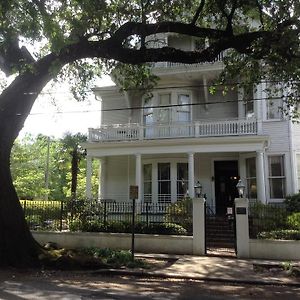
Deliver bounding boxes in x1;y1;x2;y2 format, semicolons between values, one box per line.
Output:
0;69;52;266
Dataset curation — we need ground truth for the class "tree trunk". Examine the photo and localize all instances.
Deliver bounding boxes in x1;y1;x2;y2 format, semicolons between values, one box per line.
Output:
0;133;41;267
0;68;53;267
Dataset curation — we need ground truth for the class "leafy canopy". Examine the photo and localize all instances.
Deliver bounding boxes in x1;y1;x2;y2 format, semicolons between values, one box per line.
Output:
0;1;300;115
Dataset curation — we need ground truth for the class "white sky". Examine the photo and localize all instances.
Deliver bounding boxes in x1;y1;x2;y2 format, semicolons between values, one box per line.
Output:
19;75;115;138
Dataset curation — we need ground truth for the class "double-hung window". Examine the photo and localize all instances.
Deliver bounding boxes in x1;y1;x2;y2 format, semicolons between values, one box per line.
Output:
268;155;286;199
143;164;152;203
158;163;171;203
246;157;257;199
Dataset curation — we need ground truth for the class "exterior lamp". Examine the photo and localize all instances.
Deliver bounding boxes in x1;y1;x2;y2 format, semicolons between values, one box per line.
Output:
236;179;245;198
194;181;203;198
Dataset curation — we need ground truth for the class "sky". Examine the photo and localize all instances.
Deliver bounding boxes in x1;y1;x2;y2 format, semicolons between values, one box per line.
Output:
19;76;115;139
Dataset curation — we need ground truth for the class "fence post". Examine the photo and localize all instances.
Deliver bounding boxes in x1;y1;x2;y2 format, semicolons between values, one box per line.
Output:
234;197;250;258
23;200;27;216
59;201;63;231
146;201;149;227
104;200;107;227
192;197;206;255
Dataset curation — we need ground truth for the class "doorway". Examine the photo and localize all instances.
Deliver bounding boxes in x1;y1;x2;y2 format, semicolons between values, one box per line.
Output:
214;160;239;215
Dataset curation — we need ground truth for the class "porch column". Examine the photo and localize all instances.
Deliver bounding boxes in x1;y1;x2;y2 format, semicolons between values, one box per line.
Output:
256;150;266;203
99;157;106;200
188;153;195;198
86;156;92;200
135;153;142;203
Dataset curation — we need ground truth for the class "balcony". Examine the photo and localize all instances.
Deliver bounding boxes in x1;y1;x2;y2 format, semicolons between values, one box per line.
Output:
88;119;258;142
152;52;225;70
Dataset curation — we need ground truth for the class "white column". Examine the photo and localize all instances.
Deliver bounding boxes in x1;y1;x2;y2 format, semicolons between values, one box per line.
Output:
188;153;195;198
193;197;206;255
135;154;142;203
86;156;92;200
235;197;250;258
256;150;266;203
99;157;106;200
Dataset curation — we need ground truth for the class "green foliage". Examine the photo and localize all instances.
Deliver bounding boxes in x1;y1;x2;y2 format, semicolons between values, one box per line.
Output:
164;198;193;232
257;230;300;240
81;248;147;268
249;202;289;238
287;213;300;230
20;200;63;230
11;133;99;201
69;219;187;235
285;193;300;213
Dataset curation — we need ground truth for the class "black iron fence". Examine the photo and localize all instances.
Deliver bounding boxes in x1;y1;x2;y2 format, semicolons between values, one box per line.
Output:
20;199;193;235
248;203;290;239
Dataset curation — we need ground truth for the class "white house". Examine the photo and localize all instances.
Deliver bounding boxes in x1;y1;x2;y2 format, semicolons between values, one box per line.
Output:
83;34;300;214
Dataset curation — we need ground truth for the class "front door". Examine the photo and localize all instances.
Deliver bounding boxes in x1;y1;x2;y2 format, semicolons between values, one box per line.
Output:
214;161;239;215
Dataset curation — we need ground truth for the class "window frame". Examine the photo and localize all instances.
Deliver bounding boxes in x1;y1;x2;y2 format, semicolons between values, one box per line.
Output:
268;155;286;200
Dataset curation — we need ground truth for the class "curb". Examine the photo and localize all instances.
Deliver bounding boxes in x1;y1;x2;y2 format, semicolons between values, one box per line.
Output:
91;268;300;287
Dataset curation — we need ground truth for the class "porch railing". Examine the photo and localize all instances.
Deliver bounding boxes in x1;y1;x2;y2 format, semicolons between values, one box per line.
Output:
88;119;258;142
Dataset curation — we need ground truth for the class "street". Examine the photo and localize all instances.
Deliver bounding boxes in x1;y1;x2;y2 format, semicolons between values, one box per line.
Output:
0;270;299;299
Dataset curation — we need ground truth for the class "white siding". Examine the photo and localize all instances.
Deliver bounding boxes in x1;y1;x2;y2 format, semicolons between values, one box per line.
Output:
101;95;129;125
193;88;238;121
261;121;290;152
105;156;132;201
292;123;300;151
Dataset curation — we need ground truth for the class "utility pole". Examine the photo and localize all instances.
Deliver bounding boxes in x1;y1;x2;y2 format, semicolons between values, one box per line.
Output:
45;136;50;200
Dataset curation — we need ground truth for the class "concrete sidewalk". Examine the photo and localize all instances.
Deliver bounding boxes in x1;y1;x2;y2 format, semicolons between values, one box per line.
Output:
96;254;300;286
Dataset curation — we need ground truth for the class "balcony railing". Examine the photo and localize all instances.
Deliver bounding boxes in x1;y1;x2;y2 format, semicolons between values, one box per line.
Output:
88;119;258;142
152;52;224;69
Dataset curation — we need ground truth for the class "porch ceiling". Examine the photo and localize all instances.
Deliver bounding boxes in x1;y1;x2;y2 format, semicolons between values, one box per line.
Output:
83;135;269;157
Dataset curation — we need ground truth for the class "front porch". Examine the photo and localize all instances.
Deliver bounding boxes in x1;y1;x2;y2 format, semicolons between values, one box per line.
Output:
84;136;269;210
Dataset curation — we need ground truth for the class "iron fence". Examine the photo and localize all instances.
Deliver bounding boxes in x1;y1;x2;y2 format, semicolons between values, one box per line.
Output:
20;199;193;235
248;203;289;239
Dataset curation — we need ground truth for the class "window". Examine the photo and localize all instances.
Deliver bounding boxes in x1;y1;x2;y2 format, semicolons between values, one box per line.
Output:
268;155;286;199
143;164;152;203
143;97;154;125
243;88;254;119
246;157;257;199
177;94;191;122
267;98;283;119
297;154;300;192
158;163;171;203
158;94;171;123
177;163;188;200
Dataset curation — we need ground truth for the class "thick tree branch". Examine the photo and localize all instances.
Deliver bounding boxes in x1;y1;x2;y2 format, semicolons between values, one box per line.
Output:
0;38;35;76
191;0;205;25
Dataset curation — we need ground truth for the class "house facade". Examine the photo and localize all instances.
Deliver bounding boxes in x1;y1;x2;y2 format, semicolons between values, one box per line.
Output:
83;34;300;214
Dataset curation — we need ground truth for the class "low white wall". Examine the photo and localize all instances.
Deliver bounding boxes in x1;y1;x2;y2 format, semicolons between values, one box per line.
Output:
33;232;193;255
249;239;300;260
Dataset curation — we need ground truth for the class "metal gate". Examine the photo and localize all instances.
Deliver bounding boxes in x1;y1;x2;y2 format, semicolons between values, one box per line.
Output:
204;203;237;257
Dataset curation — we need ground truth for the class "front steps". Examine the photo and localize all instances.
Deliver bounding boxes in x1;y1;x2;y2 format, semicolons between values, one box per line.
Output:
206;216;236;250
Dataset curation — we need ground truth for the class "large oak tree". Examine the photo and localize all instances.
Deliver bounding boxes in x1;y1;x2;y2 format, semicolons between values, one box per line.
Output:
0;0;299;266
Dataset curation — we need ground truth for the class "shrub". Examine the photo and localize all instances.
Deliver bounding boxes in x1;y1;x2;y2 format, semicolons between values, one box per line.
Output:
287;212;300;230
69;220;187;235
257;229;300;240
164;198;192;231
285;193;300;213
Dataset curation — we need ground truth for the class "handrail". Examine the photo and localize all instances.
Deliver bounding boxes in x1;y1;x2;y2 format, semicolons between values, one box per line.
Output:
88;119;258;142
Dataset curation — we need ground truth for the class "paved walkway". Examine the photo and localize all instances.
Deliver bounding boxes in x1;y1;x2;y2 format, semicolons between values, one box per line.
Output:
97;254;300;286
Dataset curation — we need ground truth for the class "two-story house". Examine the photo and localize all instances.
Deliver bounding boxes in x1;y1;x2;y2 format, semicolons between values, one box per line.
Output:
83;34;300;215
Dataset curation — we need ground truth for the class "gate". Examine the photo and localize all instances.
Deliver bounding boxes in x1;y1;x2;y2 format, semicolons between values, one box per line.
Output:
204;203;237;257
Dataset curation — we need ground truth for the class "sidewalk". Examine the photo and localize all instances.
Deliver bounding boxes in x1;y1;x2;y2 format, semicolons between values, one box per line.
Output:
95;254;300;286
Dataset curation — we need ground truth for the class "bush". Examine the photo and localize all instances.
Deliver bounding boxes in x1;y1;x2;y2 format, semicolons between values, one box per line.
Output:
285;193;300;213
69;220;187;235
257;229;300;240
249;202;288;233
287;212;300;230
164;198;192;232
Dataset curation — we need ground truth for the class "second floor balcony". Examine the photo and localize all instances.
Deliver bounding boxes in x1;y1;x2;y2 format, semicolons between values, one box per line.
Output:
88;119;258;143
